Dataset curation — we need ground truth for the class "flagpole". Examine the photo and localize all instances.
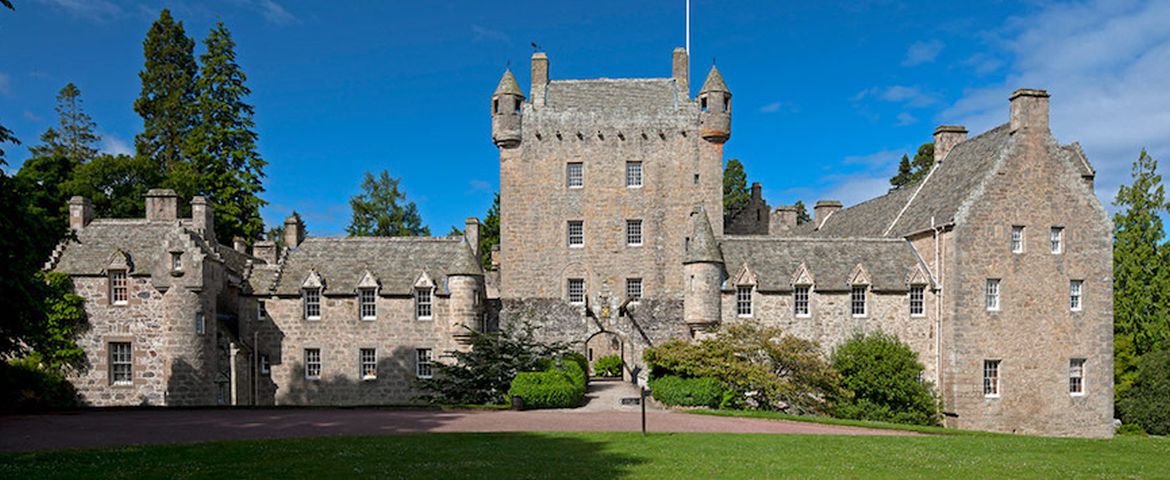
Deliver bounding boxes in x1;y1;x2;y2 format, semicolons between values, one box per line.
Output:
685;0;690;56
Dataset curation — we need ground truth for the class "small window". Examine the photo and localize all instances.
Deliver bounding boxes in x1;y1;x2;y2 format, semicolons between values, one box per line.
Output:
736;285;753;317
567;220;584;247
195;312;205;335
983;359;1000;398
304;348;321;380
1070;280;1083;312
794;285;810;317
567;278;585;304
1069;358;1085;396
359;287;377;320
171;252;182;271
566;162;584;188
693;174;700;185
416;348;433;379
986;279;1001;311
723;97;731;113
1011;226;1024;253
109;270;128;305
626;162;643;188
415;288;433;320
513;99;521;113
910;285;925;317
851;285;867;317
360;348;377;380
256;300;267;321
109;342;132;385
626;219;643;246
259;354;271;376
700;97;708;112
1051;227;1064;254
626;278;643;303
303;288;321;320
493;98;499;114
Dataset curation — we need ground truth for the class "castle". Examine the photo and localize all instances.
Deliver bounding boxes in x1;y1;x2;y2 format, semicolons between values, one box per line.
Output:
46;48;1114;437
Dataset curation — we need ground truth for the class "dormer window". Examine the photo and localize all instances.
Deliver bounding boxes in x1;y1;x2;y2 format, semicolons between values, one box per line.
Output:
415;288;433;320
109;270;128;305
303;288;321;320
359;287;377;321
851;285;868;317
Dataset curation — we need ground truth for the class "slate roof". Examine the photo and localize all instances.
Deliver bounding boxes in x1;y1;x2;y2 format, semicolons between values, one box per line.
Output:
544;78;682;114
270;236;483;296
685;207;723;264
698;66;729;94
52;220;195;276
720;236;926;292
494;69;524;97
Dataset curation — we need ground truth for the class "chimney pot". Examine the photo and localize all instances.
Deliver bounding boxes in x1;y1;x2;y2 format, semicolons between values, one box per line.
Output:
933;125;968;165
144;189;178;222
813;200;843;229
770;205;798;234
190;196;215;243
283;214;305;249
464;217;480;259
531;52;549;107
672;47;689;97
1010;88;1050;134
69;196;94;230
252;240;278;265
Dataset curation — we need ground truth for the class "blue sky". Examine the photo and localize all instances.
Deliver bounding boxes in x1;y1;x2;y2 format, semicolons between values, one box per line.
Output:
2;0;1169;236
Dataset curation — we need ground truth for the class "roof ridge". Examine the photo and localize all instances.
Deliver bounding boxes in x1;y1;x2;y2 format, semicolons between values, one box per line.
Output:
551;78;673;83
722;235;904;243
304;236;460;243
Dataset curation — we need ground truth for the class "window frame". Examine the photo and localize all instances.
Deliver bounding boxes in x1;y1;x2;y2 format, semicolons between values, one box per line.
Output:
1050;226;1064;254
171;252;183;271
1011;225;1025;253
626;219;643;247
567;220;584;248
259;353;271;376
567;278;586;305
986;279;1001;312
983;359;1001;398
303;287;321;320
566;162;584;189
360;348;377;381
304;348;321;380
256;300;267;321
736;285;753;318
851;285;868;317
626;277;643;303
359;287;377;321
909;285;926;317
416;348;433;379
1069;358;1085;396
794;285;811;317
195;312;205;335
1070;280;1083;312
415;287;433;320
109;270;128;305
625;161;643;188
109;341;132;386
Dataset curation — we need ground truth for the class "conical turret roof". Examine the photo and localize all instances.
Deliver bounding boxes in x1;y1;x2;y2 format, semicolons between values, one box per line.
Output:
448;238;485;276
685;206;724;264
698;66;730;95
493;69;525;98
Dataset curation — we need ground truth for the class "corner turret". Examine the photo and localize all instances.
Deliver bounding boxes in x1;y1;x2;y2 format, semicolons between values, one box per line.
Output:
447;239;485;344
491;69;525;149
697;66;731;143
683;207;724;335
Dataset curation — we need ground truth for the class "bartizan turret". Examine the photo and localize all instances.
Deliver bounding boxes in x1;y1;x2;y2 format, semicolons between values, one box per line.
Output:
697;66;731;143
683;206;724;336
446;236;485;346
491;69;525;148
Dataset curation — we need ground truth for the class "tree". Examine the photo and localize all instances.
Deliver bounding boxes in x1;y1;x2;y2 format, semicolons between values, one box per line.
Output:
265;211;306;248
889;154;912;187
889;143;934;188
187;22;267;242
134;9;198;176
29;83;101;164
1117;348;1170;436
793;200;811;225
14;154;75;230
25;272;87;372
347;170;430;237
450;192;500;268
723;158;750;214
61;154;162;219
830;332;941;426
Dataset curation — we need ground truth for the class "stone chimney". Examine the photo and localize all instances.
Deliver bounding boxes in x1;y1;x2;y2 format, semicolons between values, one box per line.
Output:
1010;88;1050;134
814;200;842;229
144;189;178;222
531;52;549;107
464;217;480;259
252;240;278;265
283;214;305;249
490;244;501;271
233;237;247;253
190;196;215;243
672;47;689;96
750;182;762;204
933;125;968;165
68;196;94;230
771;205;797;233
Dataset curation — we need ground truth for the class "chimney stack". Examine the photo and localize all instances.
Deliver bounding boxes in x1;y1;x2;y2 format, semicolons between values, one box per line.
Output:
933;125;968;165
531;52;549;107
1010;88;1050;134
771;205;797;233
814;200;842;229
233;237;246;253
464;217;480;259
69;196;94;230
190;196;215;243
283;213;305;249
252;240;278;265
144;189;178;222
750;182;762;203
490;244;501;271
672;47;689;96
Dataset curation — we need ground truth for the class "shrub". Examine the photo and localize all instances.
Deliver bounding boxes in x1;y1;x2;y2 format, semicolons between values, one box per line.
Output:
830;332;941;426
0;356;79;409
1117;423;1147;436
650;375;721;407
593;354;623;377
644;322;841;414
1118;348;1170;435
508;362;586;409
563;352;589;385
555;357;587;391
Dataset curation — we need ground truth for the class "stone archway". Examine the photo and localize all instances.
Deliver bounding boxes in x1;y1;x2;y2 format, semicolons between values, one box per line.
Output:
585;331;626;380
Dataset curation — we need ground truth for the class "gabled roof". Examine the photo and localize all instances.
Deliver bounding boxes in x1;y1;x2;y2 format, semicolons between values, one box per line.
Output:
51;220;200;275
544;78;681;114
719;236;924;292
269;236;479;296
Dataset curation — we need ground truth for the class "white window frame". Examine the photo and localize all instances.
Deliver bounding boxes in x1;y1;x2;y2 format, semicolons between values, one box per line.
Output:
909;285;926;317
1069;358;1085;396
567;220;584;248
566;162;584;189
256;300;267;321
359;287;377;321
416;348;433;379
794;285;810;317
626;161;643;188
851;285;868;317
983;359;1001;398
1051;227;1064;254
110;270;128;305
626;278;643;303
360;348;377;381
736;285;753;318
567;278;585;305
986;279;1001;312
1011;226;1025;253
303;288;321;320
109;342;132;385
304;348;321;380
1070;280;1083;312
415;288;433;320
626;219;643;246
195;312;205;335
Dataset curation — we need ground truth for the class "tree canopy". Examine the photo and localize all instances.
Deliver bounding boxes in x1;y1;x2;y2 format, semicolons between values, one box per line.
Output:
134;9;198;177
889;142;934;188
723;158;750;214
347;170;430;237
30;83;101;164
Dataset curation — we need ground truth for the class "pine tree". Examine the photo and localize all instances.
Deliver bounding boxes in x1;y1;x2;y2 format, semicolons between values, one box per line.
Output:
723;158;750;213
478;193;500;268
30;83;101;163
890;154;913;188
188;21;267;242
347;170;430;237
908;143;934;184
134;9;198;176
793;200;811;225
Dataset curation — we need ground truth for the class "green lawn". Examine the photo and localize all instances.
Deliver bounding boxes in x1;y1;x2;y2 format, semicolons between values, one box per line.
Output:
1;431;1167;479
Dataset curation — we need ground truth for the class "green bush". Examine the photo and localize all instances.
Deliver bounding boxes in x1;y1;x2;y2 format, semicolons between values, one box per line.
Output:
830;332;941;426
556;358;587;391
650;375;722;407
593;354;623;377
0;356;79;409
508;362;585;409
563;352;589;385
1116;423;1147;436
1118;349;1170;436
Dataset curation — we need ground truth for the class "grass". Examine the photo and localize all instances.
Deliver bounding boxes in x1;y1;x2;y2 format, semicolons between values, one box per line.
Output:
1;431;1167;479
685;409;995;436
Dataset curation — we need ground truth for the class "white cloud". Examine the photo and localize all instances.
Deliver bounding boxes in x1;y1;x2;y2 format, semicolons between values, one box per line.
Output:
33;0;122;21
254;0;297;25
903;40;945;66
962;53;1004;76
855;85;939;108
943;0;1170;212
471;25;511;44
819;173;894;206
844;148;905;168
895;112;918;126
101;135;132;156
467;179;493;194
760;101;783;113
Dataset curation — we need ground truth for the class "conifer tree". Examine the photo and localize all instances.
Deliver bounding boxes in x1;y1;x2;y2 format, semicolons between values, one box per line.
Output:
478;193;500;268
793;200;811;225
723;158;749;213
890;154;913;187
30;83;101;164
889;143;935;188
347;170;430;237
188;21;267;242
133;9;198;176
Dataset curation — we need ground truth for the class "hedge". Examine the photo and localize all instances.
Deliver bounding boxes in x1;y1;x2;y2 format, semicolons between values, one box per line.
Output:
508;361;587;409
563;352;589;385
593;354;623;377
650;375;722;408
1118;348;1170;436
